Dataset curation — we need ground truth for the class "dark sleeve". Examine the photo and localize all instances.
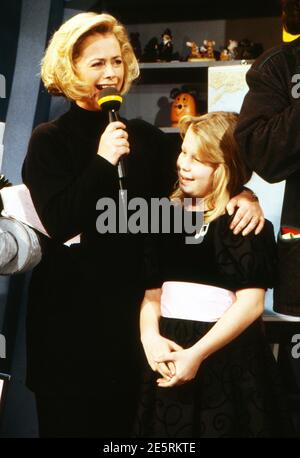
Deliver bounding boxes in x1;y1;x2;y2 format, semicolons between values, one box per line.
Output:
215;215;277;290
22;123;118;243
235;51;300;183
142;234;163;289
128;119;178;198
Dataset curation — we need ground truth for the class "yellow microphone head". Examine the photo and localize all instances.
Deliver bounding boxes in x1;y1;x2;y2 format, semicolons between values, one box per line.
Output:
282;27;300;42
97;87;123;112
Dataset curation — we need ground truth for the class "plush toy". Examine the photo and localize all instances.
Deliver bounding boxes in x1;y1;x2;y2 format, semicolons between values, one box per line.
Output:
170;88;197;127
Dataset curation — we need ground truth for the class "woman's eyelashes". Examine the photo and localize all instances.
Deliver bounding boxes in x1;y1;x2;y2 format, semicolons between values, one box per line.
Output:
91;58;123;68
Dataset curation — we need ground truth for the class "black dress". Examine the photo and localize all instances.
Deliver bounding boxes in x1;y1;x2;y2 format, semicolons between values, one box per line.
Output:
135;213;293;438
21;103;176;436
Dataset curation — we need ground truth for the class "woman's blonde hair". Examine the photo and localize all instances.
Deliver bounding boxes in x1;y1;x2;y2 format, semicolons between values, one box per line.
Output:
171;111;252;223
41;12;139;100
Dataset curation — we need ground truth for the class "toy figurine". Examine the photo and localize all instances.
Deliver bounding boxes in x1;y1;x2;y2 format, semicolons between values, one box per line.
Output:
220;48;230;61
157;28;173;61
186;41;202;61
220;39;238;61
227;39;238;59
170;88;197;127
201;39;216;60
142;29;180;62
142;37;159;62
186;39;216;61
235;38;264;60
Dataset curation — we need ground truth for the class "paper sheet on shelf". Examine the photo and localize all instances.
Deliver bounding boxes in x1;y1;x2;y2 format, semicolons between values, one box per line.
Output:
0;184;80;246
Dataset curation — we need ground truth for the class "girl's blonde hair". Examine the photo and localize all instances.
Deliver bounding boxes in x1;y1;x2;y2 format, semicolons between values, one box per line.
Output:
41;12;139;100
171;111;252;223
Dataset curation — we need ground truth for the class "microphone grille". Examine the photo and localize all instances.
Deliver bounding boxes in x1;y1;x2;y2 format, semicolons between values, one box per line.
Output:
97;87;123;111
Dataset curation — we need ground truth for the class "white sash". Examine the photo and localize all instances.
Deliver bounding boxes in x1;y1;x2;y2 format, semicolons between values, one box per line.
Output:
161;281;236;322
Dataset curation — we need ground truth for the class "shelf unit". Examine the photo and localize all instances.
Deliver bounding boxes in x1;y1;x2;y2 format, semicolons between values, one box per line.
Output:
121;60;252;131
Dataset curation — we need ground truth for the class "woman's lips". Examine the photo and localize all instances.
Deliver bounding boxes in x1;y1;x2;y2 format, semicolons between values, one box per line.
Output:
96;84;117;90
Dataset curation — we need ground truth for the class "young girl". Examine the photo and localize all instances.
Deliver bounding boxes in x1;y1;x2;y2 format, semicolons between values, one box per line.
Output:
136;111;292;438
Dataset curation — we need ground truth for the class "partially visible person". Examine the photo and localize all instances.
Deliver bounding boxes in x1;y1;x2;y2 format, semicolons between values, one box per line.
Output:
22;12;265;437
136;112;293;438
235;0;300;316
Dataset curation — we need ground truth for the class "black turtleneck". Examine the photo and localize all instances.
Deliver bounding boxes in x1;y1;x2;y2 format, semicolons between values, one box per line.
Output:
22;103;174;242
21;102;175;395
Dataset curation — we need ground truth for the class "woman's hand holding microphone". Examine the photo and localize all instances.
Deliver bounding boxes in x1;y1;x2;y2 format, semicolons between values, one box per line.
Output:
97;121;129;166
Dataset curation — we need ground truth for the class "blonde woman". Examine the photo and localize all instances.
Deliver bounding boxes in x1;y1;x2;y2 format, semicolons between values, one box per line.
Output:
22;11;174;438
137;112;293;438
22;12;264;437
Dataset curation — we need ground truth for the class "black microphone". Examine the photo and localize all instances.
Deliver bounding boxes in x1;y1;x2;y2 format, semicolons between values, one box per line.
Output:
97;87;126;186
